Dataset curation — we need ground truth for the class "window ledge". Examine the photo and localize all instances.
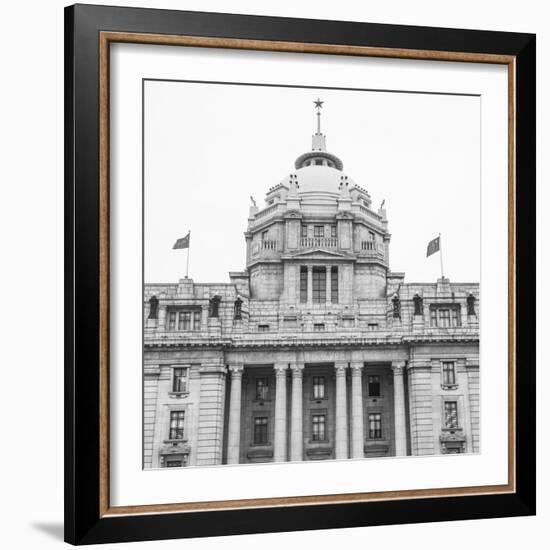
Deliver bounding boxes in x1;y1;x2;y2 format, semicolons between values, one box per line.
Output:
168;391;189;398
163;438;189;445
441;384;459;390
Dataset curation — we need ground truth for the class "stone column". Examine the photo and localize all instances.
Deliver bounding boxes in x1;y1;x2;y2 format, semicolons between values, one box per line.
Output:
290;364;304;461
325;265;331;304
334;362;348;459
273;363;288;462
350;362;364;458
227;365;244;464
392;361;407;456
307;265;313;305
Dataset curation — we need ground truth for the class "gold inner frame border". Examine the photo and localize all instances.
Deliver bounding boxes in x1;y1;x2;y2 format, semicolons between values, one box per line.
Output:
98;31;516;518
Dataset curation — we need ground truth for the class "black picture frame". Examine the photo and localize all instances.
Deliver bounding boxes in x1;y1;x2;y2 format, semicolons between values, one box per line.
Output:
65;3;536;545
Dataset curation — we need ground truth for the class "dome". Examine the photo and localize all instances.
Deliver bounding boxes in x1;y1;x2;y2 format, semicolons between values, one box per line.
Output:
281;165;356;197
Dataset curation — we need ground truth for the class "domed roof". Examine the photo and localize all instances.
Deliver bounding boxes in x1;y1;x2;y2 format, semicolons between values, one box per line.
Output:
281;165;356;196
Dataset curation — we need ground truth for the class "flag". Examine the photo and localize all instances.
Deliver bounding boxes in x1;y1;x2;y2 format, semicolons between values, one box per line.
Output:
173;233;190;250
426;236;440;257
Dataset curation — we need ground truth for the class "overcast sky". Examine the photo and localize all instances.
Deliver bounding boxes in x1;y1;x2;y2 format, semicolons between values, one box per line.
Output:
144;80;480;284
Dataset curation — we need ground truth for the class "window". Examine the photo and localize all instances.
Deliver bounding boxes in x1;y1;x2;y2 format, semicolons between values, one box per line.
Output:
178;311;191;330
315;159;323;166
444;401;459;429
367;323;379;330
312;267;326;303
255;378;269;400
313;376;325;399
313;323;325;332
165;459;183;467
331;266;338;303
172;367;189;393
368;230;375;241
169;410;185;440
300;266;308;303
193;310;201;330
253;417;268;444
168;310;177;331
258;324;270;332
314;225;324;238
261;230;268;241
430;306;461;328
368;413;382;439
368;375;380;396
167;308;201;331
312;414;326;441
301;225;308;238
442;361;456;386
330;225;337;238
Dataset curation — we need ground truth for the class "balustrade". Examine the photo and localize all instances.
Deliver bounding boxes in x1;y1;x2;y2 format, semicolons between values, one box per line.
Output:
300;237;338;249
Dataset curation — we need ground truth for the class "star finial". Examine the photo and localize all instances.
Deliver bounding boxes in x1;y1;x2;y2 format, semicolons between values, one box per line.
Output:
314;98;324;133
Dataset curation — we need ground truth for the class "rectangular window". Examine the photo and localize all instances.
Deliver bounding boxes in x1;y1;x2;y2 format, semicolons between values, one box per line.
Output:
169;410;185;440
178;311;191;330
439;309;451;328
312;267;326;303
368;230;375;241
430;306;461;328
261;230;268;241
314;225;324;238
258;324;270;332
313;323;325;332
172;367;189;393
168;309;201;331
255;378;269;400
368;413;382;439
444;401;459;429
330;225;337;238
331;266;338;303
168;311;177;331
193;309;201;330
368;375;381;397
367;323;379;330
254;417;268;444
313;376;325;399
452;308;461;327
301;225;307;238
300;266;308;303
312;414;326;441
442;361;456;385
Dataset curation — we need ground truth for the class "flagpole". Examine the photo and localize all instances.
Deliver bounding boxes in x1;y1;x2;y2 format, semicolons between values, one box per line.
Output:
185;231;190;279
439;232;444;279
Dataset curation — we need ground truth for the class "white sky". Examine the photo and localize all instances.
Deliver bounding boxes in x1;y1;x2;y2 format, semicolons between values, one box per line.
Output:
144;80;480;284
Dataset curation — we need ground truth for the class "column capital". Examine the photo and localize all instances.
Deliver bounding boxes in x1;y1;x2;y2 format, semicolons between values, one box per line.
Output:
334;362;348;376
391;361;407;375
274;363;289;376
290;363;305;377
228;364;244;376
350;361;364;374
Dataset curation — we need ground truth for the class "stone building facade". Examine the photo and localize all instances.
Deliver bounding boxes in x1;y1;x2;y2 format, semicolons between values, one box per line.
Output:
143;110;479;469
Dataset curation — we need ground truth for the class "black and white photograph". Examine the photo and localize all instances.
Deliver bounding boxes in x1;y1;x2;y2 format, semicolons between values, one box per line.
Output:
142;80;480;469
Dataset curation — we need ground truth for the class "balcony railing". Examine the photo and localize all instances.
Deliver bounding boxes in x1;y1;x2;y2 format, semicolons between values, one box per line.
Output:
300;237;338;249
261;239;277;250
361;240;376;251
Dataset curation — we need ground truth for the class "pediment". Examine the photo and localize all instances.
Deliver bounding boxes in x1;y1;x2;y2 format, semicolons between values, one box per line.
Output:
287;248;352;259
